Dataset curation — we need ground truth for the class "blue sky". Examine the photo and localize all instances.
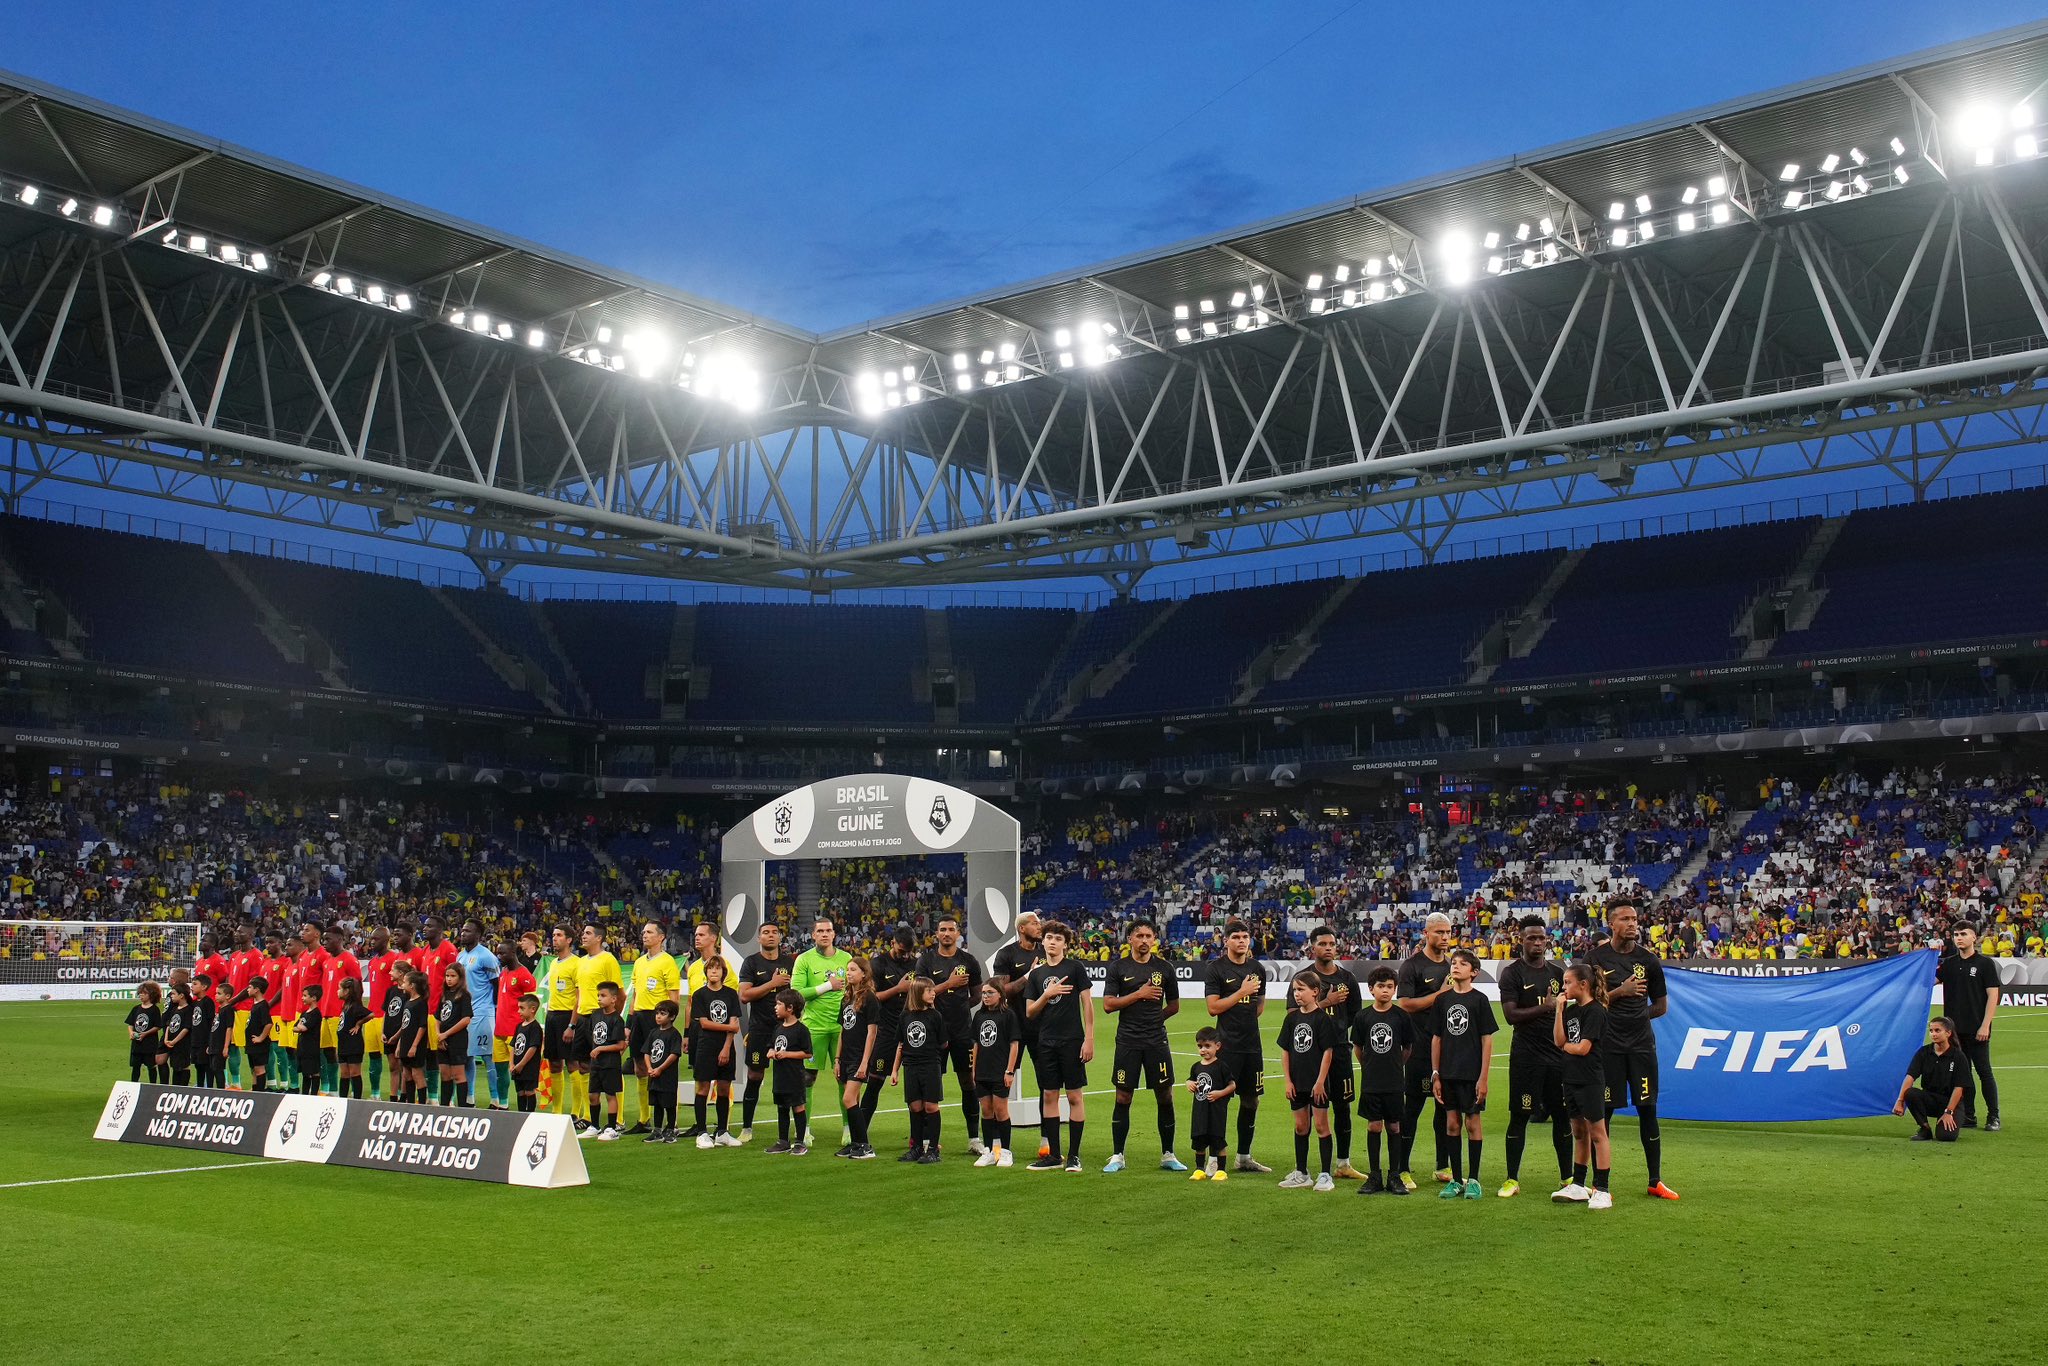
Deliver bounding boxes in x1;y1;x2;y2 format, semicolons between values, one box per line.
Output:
9;2;2048;593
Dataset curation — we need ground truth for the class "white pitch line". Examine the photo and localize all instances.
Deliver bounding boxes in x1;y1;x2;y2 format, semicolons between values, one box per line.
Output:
0;1158;288;1191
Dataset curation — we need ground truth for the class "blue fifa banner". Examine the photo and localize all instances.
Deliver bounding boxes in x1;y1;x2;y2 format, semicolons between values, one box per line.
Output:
1658;949;1937;1122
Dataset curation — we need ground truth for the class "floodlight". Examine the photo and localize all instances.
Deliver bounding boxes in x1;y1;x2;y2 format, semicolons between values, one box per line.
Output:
1437;229;1475;286
1366;282;1386;301
393;292;411;311
955;374;973;392
527;328;547;348
1893;166;1910;184
1637;219;1654;239
1200;320;1219;336
607;354;625;371
1824;180;1845;200
1610;227;1629;247
882;370;898;387
1482;231;1499;249
1849;147;1866;166
885;390;901;409
189;234;208;253
1707;175;1727;197
1783;190;1803;209
495;322;514;341
250;252;269;271
15;184;37;206
366;284;386;303
2018;133;2040;158
1820;154;1840;173
980;348;995;363
1680;186;1699;205
1054;327;1072;347
1335;264;1350;281
1851;174;1869;194
1607;201;1625;221
1542;241;1559;261
1778;163;1800;181
1976;146;1996;166
1514;223;1531;241
905;387;923;403
1004;364;1020;380
1677;211;1697;232
1538;217;1554;236
998;342;1017;361
90;204;114;227
1954;104;2000;150
1364;258;1382;276
984;368;999;384
1232;314;1249;332
1888;137;1905;156
58;197;78;216
1633;194;1651;213
335;276;356;295
1710;203;1731;225
1199;298;1215;313
1520;249;1536;268
1175;326;1193;342
1306;273;1323;290
1058;350;1075;366
1229;291;1246;308
314;271;334;287
1485;255;1503;274
1341;288;1358;305
220;243;240;263
951;353;968;370
596;326;614;344
2015;102;2037;128
470;311;491;333
1173;304;1189;320
449;309;466;326
900;364;915;381
1250;284;1265;301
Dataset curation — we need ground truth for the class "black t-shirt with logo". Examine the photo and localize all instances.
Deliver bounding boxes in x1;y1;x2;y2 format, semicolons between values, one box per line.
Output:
770;1021;813;1093
338;1003;371;1058
738;952;789;1038
438;990;471;1039
1351;1003;1414;1093
296;1007;323;1066
836;994;877;1072
992;942;1042;1040
1396;951;1454;1046
511;1020;544;1080
689;985;742;1050
192;997;220;1056
645;1025;684;1089
398;997;425;1053
1559;1000;1607;1088
381;991;406;1046
1937;953;2000;1034
873;953;916;1039
162;1002;191;1059
1025;960;1091;1045
898;1007;948;1067
1279;1007;1339;1090
917;947;984;1029
1907;1043;1968;1100
587;1008;625;1072
971;1005;1017;1083
1105;954;1178;1050
1497;957;1566;1063
1203;957;1268;1053
1303;964;1361;1069
1189;1059;1234;1105
1429;987;1498;1081
125;1004;160;1050
1586;944;1666;1052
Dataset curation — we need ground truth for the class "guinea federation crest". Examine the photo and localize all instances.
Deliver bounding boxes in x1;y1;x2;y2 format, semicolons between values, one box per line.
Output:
278;1108;299;1143
928;795;951;835
773;803;793;838
526;1131;549;1170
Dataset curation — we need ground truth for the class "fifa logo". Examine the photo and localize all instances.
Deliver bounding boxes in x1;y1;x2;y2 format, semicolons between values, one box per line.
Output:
928;796;951;835
772;804;793;838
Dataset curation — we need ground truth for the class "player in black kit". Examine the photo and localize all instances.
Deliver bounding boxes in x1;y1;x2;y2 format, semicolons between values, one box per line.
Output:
1203;920;1271;1174
736;921;793;1143
918;915;986;1154
1352;966;1412;1195
1588;902;1678;1200
1496;916;1572;1198
1396;913;1456;1189
1024;922;1094;1172
1303;926;1363;1180
1103;920;1186;1173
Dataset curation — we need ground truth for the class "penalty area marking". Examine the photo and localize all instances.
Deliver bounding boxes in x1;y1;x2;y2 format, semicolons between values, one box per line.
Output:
0;1158;288;1191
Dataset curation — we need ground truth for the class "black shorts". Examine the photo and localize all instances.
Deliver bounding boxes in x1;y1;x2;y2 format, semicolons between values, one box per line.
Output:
568;1017;594;1065
513;1065;541;1091
337;1043;365;1064
1191;1097;1229;1142
297;1047;323;1075
1111;1042;1172;1093
943;1029;974;1075
544;1015;570;1064
1602;1045;1658;1111
1565;1081;1608;1121
589;1067;622;1096
1509;1054;1566;1122
629;1011;658;1061
1223;1047;1265;1099
1359;1089;1403;1123
975;1077;1010;1099
398;1031;425;1064
244;1042;270;1071
903;1062;943;1105
129;1044;155;1067
437;1039;467;1067
1031;1039;1088;1092
1439;1077;1486;1114
1325;1067;1356;1107
772;1084;806;1109
1287;1075;1331;1111
746;1030;773;1071
692;1041;732;1083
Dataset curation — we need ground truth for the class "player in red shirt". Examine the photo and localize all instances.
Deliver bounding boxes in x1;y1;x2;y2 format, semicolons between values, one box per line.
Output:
263;936;298;1090
421;917;458;1013
225;924;265;1089
192;934;229;1006
361;925;400;1099
318;924;363;1097
491;931;539;1113
291;924;331;1095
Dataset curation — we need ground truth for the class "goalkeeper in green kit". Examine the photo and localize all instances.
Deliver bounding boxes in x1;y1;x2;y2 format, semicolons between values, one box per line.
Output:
792;916;854;1146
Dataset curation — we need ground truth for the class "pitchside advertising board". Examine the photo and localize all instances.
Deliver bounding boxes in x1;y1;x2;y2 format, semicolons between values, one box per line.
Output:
93;1083;588;1189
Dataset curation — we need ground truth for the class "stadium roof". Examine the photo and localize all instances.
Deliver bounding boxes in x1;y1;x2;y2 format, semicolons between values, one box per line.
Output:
2;20;2048;587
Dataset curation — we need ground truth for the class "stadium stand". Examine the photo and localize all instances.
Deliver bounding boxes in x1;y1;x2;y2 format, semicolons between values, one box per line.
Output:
945;606;1074;725
690;603;929;726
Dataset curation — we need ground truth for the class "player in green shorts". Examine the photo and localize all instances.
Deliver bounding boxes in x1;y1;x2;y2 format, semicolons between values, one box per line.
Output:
792;916;854;1146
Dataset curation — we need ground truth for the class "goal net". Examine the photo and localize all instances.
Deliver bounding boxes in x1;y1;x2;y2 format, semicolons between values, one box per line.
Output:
0;920;200;1001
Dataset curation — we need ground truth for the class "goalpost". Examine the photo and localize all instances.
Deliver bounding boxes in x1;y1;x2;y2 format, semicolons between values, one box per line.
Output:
0;920;200;1001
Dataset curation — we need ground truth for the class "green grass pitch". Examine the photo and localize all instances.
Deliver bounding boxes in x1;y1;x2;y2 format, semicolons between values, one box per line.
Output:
3;1000;2045;1365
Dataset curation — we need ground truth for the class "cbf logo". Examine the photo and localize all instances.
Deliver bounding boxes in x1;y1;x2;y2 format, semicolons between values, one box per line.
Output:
110;1092;130;1124
976;1019;1000;1047
928;795;951;835
1366;1022;1395;1055
906;1020;930;1050
1445;1003;1471;1037
314;1112;335;1145
772;803;793;838
526;1131;549;1171
1289;1022;1315;1053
